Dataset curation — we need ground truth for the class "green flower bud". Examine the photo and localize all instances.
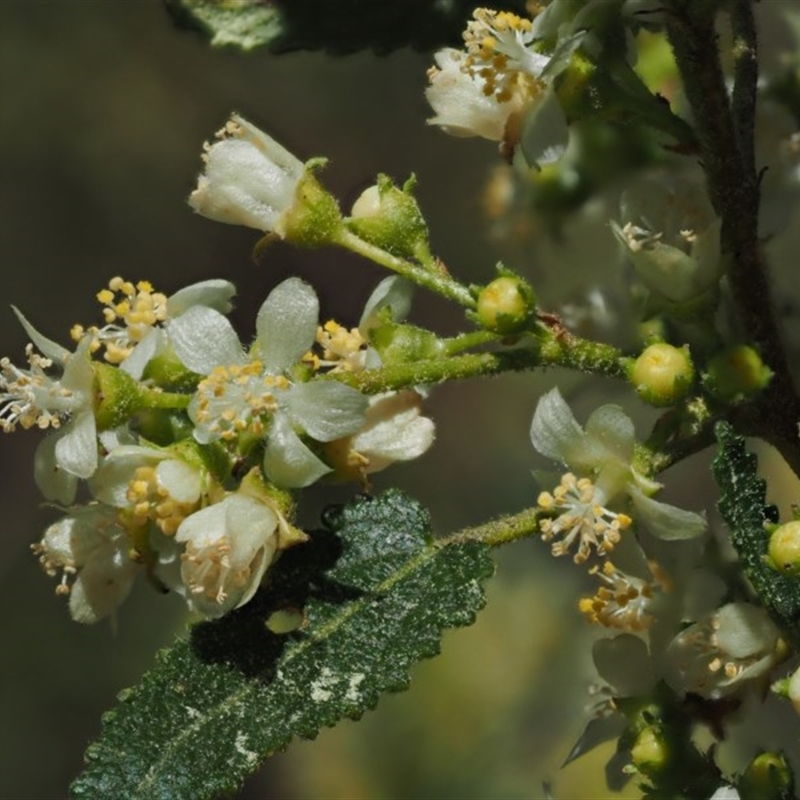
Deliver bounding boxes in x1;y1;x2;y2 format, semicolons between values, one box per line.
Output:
768;521;800;577
630;725;670;778
739;752;795;800
347;174;433;264
630;343;694;406
704;345;773;403
93;362;144;430
476;275;537;335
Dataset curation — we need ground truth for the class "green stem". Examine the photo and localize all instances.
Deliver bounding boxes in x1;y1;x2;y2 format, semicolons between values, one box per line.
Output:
326;328;630;394
439;329;500;356
139;387;191;410
335;228;476;309
442;506;541;548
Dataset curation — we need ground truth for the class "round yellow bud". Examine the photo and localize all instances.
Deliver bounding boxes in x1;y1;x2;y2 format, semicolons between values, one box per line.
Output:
739;751;794;800
768;521;800;577
476;276;536;335
630;343;694;407
630;726;669;777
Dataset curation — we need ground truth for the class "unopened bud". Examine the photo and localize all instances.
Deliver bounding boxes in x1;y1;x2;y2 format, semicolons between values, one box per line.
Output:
768;521;800;577
630;343;694;406
476;275;536;335
630;725;670;777
704;345;773;403
348;175;432;263
739;751;794;800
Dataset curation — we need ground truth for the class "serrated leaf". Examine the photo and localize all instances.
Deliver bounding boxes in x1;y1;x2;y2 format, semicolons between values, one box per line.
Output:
70;490;494;800
164;0;284;52
164;0;530;55
712;422;800;642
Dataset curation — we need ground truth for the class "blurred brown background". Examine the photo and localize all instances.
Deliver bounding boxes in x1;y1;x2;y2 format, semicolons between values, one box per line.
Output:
0;2;797;799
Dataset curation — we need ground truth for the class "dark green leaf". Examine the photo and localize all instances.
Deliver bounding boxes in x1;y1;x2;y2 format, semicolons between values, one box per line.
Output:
712;422;800;642
70;490;494;799
164;0;530;55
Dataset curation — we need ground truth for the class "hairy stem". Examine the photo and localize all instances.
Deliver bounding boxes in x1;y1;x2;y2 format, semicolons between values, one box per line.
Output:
443;506;541;548
665;1;800;475
336;228;476;308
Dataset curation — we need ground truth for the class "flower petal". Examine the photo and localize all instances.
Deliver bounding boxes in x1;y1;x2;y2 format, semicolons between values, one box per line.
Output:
628;484;706;540
359;276;413;331
12;306;70;363
255;278;319;372
119;328;162;379
34;434;78;504
55;410;98;479
169;305;244;374
285;381;368;441
167;279;236;316
263;414;332;488
69;542;138;624
530;387;592;464
584;404;636;463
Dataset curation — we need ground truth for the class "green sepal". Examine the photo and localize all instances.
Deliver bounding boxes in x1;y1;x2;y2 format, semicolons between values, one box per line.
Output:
93;363;146;431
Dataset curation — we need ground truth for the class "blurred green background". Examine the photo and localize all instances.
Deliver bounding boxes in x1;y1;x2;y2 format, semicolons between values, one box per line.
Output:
0;3;797;799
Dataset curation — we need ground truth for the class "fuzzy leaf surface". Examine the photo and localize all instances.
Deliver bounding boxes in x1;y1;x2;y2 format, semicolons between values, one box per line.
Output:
165;0;529;55
70;490;494;799
712;421;800;642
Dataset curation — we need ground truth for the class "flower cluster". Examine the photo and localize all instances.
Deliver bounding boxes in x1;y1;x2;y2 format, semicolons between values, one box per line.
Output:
530;389;787;786
5;270;435;624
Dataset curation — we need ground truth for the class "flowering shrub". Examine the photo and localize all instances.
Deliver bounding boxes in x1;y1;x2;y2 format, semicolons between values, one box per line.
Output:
4;2;800;798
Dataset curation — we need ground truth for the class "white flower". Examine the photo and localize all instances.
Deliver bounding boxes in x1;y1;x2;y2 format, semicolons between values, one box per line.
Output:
611;174;722;304
34;504;138;624
664;602;783;699
2;309;99;503
168;277;368;488
325;390;435;480
173;494;279;618
89;443;210;536
189;114;305;235
530;388;706;561
72;276;236;379
426;48;536;143
426;9;550;148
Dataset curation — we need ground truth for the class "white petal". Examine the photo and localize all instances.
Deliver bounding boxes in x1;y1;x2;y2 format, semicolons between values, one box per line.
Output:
61;338;95;394
255;278;319;372
584;404;636;463
592;634;655;697
156;458;202;504
89;445;166;506
709;787;740;800
11;306;70;363
69;543;138;624
285;381;368;441
359;276;413;331
34;434;78;504
263;414;332;488
715;603;779;659
120;329;162;379
167;279;236;316
530;387;593;465
628;485;706;540
351;391;435;469
169;305;244;374
55;411;98;479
